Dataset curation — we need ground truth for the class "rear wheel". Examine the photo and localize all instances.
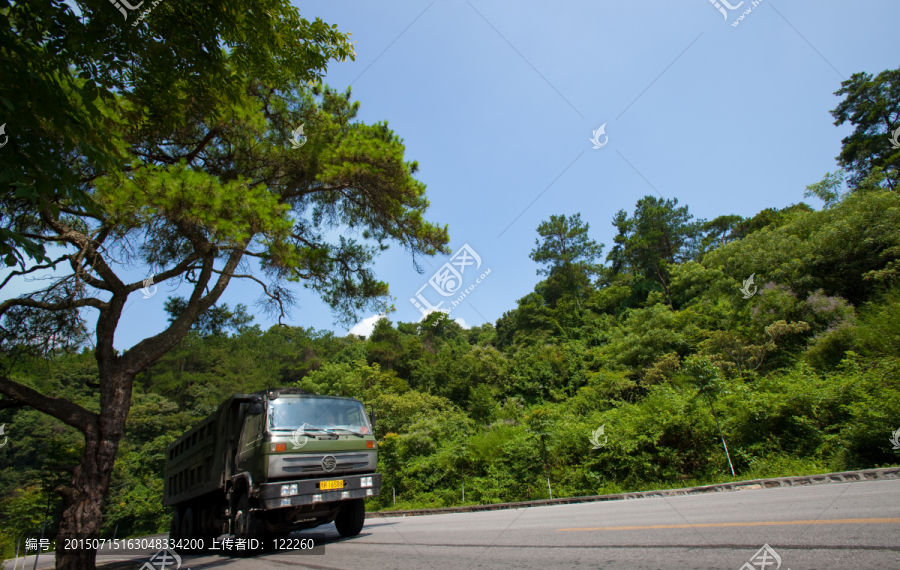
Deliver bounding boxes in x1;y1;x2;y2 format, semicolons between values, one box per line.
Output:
181;507;197;540
169;508;182;541
334;499;365;537
180;507;201;551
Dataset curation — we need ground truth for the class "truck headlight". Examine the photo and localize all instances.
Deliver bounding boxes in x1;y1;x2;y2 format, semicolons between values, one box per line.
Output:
281;483;298;496
312;494;323;502
280;498;292;507
360;476;373;488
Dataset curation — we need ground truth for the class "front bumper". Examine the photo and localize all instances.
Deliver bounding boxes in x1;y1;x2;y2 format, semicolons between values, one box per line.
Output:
258;473;382;510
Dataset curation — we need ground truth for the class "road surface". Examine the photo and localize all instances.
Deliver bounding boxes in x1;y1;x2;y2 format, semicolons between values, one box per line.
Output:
7;478;900;569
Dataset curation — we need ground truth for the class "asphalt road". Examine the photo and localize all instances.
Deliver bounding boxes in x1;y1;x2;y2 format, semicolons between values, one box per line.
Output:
8;479;900;570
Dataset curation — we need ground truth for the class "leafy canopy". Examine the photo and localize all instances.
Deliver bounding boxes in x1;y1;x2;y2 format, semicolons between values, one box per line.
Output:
0;0;356;267
529;213;603;309
830;66;900;190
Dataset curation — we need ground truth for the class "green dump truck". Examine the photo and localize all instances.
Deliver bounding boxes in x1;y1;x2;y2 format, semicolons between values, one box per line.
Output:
163;387;381;544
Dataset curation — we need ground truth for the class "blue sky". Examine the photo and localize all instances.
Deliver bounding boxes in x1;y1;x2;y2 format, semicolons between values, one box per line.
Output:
3;0;898;347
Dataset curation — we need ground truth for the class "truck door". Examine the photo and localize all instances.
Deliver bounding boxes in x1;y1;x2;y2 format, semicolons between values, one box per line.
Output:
236;411;264;475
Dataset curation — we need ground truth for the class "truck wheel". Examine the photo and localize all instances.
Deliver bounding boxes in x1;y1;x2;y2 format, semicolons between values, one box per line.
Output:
234;493;266;549
181;507;196;540
334;499;366;538
179;507;204;551
169;509;182;541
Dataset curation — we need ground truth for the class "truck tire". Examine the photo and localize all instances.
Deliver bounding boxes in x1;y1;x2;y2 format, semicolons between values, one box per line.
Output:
169;509;182;541
334;499;365;538
234;493;266;551
181;507;197;540
179;507;205;552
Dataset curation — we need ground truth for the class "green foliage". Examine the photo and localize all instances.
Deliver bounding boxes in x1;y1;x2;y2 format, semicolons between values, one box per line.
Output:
530;213;604;310
0;0;357;267
606;196;703;307
164;297;255;337
854;286;900;358
296;360;408;403
830;66;900;190
0;487;54;557
701;190;900;304
3;119;900;548
805;170;847;208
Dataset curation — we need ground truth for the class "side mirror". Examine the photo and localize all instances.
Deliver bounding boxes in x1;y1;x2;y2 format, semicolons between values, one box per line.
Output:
367;406;377;429
248;401;264;415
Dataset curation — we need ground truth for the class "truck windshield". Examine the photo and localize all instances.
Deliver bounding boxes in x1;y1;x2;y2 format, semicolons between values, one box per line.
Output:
267;396;371;434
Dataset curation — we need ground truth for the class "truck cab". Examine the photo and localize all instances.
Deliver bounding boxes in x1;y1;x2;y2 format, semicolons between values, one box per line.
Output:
164;388;381;546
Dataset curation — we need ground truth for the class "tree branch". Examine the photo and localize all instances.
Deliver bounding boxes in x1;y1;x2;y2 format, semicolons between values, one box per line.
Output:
210;268;289;324
0;375;98;434
123;251;204;293
120;245;248;375
39;205;125;293
0;253;71;289
0;296;107;319
184;126;221;165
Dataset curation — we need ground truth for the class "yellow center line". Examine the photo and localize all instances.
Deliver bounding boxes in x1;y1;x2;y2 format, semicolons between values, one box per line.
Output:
556;518;900;532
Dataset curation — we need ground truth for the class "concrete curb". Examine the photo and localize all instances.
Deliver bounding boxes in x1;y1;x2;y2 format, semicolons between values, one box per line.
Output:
365;466;900;519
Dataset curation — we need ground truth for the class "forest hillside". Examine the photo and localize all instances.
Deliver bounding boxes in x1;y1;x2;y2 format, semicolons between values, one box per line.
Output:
2;184;899;554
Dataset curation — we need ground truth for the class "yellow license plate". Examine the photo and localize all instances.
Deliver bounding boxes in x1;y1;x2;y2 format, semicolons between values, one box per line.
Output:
320;479;344;490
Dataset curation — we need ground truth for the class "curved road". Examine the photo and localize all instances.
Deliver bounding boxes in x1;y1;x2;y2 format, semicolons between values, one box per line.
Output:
10;478;900;569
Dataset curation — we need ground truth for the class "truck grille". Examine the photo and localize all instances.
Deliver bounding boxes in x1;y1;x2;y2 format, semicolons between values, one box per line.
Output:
279;453;371;474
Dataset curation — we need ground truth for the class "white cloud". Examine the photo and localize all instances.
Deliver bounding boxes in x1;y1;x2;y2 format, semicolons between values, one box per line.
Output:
348;314;386;338
350;312;469;337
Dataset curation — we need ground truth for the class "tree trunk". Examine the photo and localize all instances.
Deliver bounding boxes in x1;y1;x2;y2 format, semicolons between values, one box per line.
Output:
653;262;674;308
55;373;132;570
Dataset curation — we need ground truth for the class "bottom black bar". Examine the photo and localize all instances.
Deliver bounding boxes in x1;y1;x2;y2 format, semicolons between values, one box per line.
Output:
36;535;325;556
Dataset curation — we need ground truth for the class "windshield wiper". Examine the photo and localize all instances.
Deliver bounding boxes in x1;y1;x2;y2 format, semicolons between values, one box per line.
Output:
327;428;365;438
270;427;332;435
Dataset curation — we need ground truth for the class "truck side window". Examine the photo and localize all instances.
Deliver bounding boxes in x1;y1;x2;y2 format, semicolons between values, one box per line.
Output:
242;411;264;446
239;414;259;449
